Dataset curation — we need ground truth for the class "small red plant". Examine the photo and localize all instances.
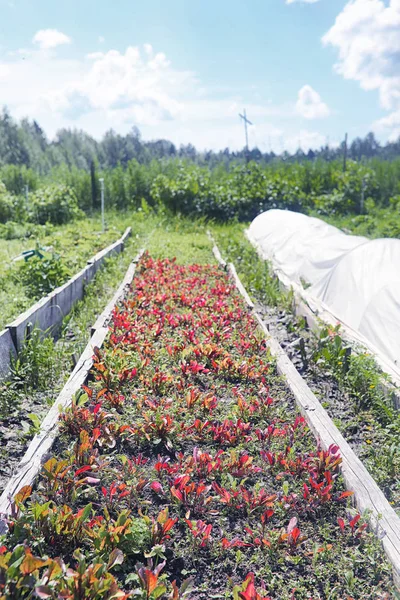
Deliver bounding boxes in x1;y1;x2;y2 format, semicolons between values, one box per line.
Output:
233;573;271;600
185;519;212;547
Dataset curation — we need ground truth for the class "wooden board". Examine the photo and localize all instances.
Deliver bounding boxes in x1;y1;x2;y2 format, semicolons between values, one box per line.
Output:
0;329;16;379
0;248;144;531
208;241;400;588
91;248;145;335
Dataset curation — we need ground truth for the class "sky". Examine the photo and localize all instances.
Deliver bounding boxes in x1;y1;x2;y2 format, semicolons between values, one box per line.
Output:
0;0;399;153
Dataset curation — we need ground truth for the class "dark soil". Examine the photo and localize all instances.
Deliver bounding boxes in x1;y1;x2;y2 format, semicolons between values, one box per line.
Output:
256;302;400;513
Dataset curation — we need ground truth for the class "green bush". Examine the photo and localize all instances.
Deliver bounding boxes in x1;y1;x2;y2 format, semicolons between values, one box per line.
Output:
30;184;84;225
17;253;70;299
0;221;27;239
0;180;27;223
150;163;309;221
10;327;58;390
0;183;15;222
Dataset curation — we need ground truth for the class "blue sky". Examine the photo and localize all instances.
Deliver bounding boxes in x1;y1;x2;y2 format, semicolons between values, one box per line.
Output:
0;0;399;152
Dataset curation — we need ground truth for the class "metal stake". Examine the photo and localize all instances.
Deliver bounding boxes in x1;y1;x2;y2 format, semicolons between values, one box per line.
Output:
99;178;105;232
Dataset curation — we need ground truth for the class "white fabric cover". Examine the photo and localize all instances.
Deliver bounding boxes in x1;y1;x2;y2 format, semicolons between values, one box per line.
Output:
249;209;400;368
248;209;368;285
310;239;400;365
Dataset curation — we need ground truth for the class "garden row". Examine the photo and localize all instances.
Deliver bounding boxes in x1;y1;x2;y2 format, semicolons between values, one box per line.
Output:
0;226;131;380
0;213;161;498
0;251;396;599
212;224;400;517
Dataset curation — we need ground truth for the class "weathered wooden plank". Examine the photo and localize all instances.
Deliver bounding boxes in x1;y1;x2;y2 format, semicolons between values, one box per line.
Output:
0;326;107;529
206;230;227;268
120;226;132;245
0;329;16;379
228;263;254;309
90;249;144;335
252;310;400;589
89;227;130;274
211;242;400;588
0;248;144;531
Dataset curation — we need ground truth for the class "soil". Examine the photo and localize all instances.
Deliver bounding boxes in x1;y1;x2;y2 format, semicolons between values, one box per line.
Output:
256;302;400;513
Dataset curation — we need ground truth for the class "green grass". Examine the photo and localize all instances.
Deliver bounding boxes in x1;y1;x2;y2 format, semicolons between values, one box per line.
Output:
210;221;290;308
0;212;133;329
146;216;214;264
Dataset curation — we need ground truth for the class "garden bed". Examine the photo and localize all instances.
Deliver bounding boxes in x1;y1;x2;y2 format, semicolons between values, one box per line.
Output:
212;225;400;518
0;213;159;495
0;213;130;331
0;252;395;599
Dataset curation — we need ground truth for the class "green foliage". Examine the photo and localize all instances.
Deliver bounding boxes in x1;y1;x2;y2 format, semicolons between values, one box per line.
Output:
11;327;58;390
0;181;26;223
0;164;39;195
150;162;312;221
17;252;70;299
312;325;384;410
30;184;84;225
0;182;15;223
211;222;289;308
0;221;29;240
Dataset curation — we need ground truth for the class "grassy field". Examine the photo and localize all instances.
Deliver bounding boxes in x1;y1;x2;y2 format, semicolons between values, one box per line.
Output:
0;213;133;330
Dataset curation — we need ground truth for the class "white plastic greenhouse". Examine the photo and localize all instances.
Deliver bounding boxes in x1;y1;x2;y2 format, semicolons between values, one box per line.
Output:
248;209;400;373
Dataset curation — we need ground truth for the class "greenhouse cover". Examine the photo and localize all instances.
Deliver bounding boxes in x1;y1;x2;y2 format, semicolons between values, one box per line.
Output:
248;209;400;368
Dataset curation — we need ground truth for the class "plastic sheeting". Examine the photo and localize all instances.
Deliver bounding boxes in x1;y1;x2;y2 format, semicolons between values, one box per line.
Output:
248;209;400;368
310;239;400;366
248;209;368;286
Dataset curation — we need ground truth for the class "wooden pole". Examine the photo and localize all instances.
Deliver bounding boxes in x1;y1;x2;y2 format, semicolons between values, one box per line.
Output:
343;132;348;172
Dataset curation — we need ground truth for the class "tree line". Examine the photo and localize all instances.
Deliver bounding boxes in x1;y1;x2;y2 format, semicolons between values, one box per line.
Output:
1;107;400;174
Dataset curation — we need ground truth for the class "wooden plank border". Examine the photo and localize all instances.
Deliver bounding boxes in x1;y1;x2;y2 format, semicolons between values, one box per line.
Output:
91;249;145;335
0;329;16;379
0;248;144;530
209;235;400;589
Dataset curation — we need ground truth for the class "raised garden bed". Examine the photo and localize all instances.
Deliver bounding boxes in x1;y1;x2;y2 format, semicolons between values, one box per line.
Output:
212;225;400;519
0;252;395;599
0;214;131;332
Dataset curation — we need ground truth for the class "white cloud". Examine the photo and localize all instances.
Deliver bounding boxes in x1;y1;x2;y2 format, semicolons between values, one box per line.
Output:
285;130;330;153
0;41;326;151
323;0;400;136
33;29;72;50
373;109;400;140
0;64;10;79
98;36;105;44
52;46;186;124
296;85;330;119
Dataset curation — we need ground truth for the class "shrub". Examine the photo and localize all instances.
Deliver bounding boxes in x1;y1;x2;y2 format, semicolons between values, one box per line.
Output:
0;180;26;223
30;184;84;224
17;253;70;299
10;327;58;389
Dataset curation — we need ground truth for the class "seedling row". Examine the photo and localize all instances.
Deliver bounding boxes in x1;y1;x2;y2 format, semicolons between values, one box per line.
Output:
0;252;395;599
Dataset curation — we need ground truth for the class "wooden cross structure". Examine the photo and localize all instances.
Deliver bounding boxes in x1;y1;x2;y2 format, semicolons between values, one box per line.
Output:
239;108;252;152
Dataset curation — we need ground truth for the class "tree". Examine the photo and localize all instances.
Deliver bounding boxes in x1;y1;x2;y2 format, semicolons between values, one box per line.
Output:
0;107;30;166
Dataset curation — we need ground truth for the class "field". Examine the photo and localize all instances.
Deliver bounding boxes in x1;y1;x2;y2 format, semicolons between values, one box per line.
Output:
0;213;129;330
0;153;399;598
